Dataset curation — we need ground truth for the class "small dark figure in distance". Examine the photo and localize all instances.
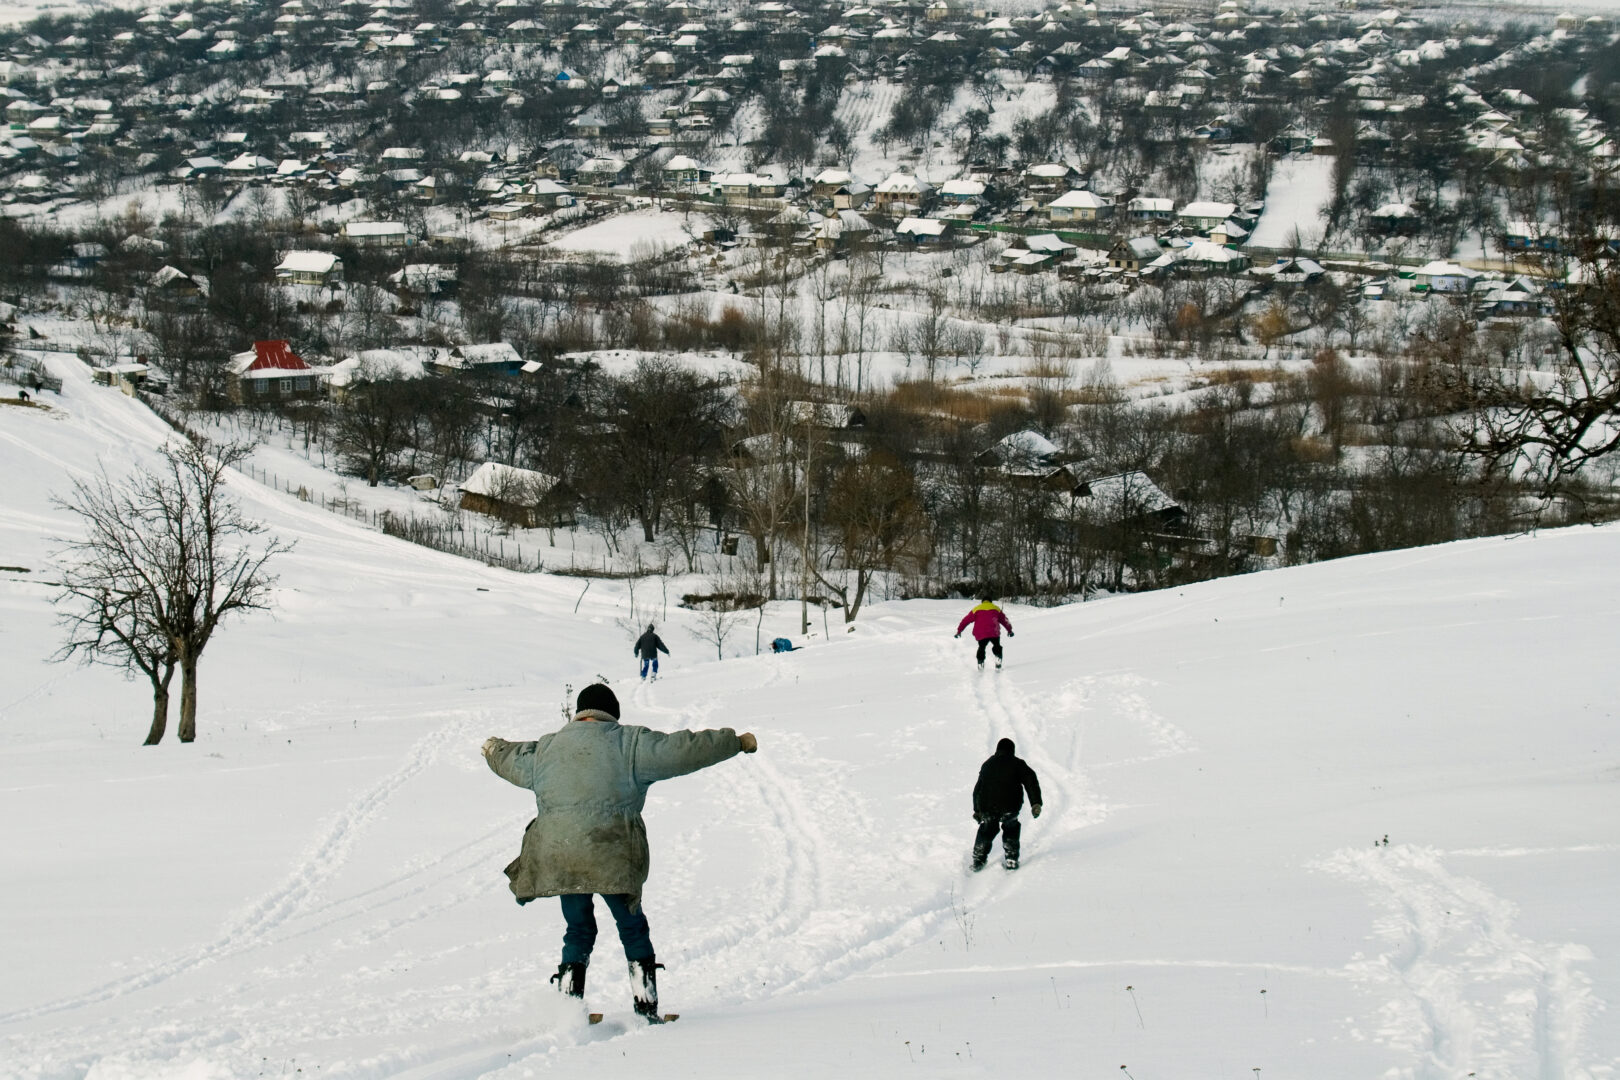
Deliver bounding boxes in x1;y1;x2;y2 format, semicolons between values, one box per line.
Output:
770;637;798;653
483;683;758;1021
634;623;669;680
17;389;30;403
971;737;1042;871
955;597;1013;669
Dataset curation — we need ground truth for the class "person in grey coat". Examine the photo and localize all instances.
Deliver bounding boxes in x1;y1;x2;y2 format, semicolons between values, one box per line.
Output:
482;683;758;1020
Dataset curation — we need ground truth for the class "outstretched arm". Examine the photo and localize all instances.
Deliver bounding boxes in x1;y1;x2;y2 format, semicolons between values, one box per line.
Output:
657;636;669;655
482;737;539;788
955;611;974;636
631;726;746;784
998;610;1013;635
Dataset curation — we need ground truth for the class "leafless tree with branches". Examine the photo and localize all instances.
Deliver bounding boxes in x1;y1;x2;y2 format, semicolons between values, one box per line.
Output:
54;438;289;743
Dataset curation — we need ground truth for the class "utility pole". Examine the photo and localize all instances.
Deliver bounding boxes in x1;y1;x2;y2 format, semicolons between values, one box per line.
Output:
803;411;816;634
801;414;812;636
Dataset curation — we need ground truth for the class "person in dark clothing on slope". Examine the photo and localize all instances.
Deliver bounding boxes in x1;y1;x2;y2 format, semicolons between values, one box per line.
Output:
634;624;669;680
971;738;1042;871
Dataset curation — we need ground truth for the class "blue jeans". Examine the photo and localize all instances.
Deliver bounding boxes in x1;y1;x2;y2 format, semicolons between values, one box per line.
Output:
560;893;654;965
640;657;659;678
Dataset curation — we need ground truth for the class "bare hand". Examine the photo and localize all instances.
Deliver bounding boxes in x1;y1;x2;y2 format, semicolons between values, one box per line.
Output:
738;732;758;754
1031;804;1042;818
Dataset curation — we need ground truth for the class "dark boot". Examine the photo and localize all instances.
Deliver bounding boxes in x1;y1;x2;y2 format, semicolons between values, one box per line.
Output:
549;961;586;998
628;955;664;1021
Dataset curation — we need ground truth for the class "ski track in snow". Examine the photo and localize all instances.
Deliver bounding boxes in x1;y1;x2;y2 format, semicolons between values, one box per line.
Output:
1316;844;1602;1080
0;710;479;1028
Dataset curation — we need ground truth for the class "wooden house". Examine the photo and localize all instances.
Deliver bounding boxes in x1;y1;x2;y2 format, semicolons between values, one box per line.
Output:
1107;237;1162;272
459;462;575;527
227;340;325;404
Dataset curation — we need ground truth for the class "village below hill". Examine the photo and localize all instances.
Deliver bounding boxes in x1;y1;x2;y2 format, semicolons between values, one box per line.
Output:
4;0;1620;605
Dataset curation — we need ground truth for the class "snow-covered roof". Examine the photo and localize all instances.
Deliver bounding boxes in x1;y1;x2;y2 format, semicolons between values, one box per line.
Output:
1049;189;1110;209
1025;233;1077;254
329;349;430;386
343;221;408;238
276;251;340;274
451;342;523;368
1179;200;1238;219
895;217;947;237
460;461;560;500
1074;470;1179;516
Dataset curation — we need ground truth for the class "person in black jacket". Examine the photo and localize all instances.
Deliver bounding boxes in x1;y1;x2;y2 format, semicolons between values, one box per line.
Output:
634;624;669;680
971;738;1042;871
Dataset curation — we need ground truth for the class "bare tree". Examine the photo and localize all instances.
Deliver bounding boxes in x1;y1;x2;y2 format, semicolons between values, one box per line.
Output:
725;365;801;598
1429;255;1620;502
54;551;178;745
687;573;749;660
816;453;930;622
334;368;418;486
54;439;288;743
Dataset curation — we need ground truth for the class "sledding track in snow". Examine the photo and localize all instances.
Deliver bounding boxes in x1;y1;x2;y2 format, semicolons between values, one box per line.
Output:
1317;844;1601;1080
0;710;481;1029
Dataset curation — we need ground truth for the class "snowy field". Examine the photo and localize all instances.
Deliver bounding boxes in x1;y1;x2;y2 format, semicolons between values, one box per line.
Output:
2;355;1618;1079
545;209;706;259
1251;155;1336;251
0;0;141;26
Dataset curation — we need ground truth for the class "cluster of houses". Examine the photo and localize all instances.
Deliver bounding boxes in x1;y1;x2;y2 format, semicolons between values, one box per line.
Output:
218;337;525;404
3;0;1615;222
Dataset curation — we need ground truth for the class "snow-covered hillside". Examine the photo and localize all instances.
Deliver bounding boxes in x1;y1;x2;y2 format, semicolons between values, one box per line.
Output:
2;355;1617;1080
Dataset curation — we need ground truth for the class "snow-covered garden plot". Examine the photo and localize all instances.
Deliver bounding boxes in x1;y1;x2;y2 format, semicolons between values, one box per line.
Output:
1250;155;1337;250
3;327;1618;1080
546;208;708;259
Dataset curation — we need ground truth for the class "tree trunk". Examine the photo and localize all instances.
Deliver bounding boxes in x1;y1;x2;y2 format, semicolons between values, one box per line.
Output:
145;683;170;745
845;569;872;623
178;654;199;743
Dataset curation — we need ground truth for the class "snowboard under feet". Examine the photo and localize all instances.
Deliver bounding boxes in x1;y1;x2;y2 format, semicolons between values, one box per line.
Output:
590;1012;680;1025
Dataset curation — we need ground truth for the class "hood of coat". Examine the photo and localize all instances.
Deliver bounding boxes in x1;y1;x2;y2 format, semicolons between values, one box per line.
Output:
574;710;619;724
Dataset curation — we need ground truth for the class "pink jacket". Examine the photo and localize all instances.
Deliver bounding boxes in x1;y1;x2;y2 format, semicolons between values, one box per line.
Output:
957;602;1012;641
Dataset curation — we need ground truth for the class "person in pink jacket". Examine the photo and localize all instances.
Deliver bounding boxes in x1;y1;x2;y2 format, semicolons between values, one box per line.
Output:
955;598;1014;669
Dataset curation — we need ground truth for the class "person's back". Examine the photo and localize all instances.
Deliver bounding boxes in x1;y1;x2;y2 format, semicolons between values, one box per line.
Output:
634;624;669;679
970;738;1041;871
955;599;1013;669
483;683;757;1021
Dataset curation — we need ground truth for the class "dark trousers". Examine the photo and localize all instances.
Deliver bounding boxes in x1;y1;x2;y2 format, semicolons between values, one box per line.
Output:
975;637;1004;664
560;893;654;966
973;812;1021;861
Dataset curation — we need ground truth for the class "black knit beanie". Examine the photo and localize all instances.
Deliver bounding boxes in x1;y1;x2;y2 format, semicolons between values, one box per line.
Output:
996;737;1015;755
575;683;620;720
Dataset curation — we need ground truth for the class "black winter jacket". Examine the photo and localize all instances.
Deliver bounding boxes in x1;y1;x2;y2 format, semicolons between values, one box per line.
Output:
973;739;1042;818
634;629;669;660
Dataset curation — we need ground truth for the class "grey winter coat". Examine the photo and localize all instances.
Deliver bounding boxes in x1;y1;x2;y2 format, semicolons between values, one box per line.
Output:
484;716;743;909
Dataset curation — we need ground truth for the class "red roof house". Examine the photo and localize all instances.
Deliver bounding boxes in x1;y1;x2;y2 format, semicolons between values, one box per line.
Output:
227;340;324;404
